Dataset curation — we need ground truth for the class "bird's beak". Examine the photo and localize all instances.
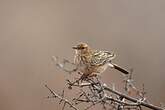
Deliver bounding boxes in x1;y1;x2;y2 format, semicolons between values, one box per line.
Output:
72;46;78;49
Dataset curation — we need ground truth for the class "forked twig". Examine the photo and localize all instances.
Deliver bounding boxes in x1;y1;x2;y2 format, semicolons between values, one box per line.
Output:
45;84;79;110
45;57;164;110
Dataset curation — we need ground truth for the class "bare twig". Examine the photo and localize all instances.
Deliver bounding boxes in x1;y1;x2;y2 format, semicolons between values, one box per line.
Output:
45;84;79;110
52;56;77;74
103;84;164;110
45;57;164;110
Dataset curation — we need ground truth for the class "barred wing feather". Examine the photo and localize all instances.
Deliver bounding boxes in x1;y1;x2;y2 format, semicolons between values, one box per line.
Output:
90;50;115;66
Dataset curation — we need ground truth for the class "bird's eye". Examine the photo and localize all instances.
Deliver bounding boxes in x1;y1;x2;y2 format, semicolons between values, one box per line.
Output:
81;47;85;49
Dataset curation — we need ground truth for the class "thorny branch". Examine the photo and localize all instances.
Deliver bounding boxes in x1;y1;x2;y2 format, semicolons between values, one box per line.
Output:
45;84;79;110
45;56;164;110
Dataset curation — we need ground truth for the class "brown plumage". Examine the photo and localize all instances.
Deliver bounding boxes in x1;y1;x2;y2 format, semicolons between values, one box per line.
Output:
73;42;129;78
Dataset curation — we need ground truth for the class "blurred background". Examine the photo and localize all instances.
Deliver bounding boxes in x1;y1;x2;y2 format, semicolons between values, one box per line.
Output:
0;0;165;110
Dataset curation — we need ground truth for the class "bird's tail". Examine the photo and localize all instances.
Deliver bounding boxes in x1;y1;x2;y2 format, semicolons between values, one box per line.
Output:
109;63;129;74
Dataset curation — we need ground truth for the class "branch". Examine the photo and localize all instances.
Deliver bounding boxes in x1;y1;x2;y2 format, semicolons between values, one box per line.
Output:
72;80;164;110
45;56;164;110
45;84;79;110
103;84;164;110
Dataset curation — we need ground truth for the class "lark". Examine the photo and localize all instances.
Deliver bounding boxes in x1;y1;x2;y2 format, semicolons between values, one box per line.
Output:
73;42;129;79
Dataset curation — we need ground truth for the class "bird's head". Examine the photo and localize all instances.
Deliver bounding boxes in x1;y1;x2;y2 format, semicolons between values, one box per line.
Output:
72;42;91;54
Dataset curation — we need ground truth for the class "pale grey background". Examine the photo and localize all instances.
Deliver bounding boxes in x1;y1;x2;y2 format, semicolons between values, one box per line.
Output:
0;0;164;110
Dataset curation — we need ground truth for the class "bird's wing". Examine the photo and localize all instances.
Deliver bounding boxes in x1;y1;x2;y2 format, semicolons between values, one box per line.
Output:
90;50;116;66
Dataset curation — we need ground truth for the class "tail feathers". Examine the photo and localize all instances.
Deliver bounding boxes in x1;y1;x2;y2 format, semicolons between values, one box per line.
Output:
110;63;129;75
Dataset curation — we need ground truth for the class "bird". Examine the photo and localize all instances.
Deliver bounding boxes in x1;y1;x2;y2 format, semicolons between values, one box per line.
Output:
72;42;129;79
